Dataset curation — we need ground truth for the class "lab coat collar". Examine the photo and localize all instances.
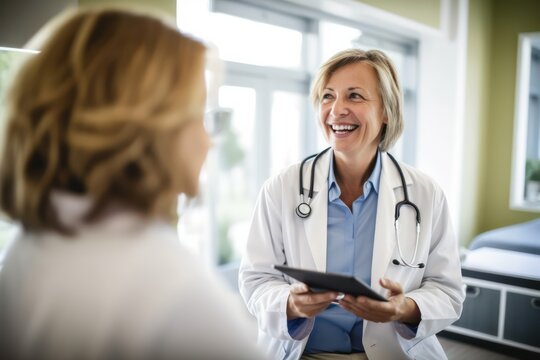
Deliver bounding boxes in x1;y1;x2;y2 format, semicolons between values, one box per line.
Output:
49;191;150;232
299;148;332;194
381;152;413;190
301;150;406;194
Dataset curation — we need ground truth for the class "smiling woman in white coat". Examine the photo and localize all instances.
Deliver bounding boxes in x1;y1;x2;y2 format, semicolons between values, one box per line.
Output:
239;49;465;360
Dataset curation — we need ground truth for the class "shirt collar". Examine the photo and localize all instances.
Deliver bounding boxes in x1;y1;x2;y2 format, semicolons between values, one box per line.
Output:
328;151;382;202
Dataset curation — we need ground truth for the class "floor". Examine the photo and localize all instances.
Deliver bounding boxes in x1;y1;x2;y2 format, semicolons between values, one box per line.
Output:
439;337;518;360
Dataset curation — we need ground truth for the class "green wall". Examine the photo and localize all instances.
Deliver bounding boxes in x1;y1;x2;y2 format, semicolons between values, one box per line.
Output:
78;0;175;17
81;0;440;30
479;0;540;235
358;0;440;28
463;0;540;246
460;0;492;245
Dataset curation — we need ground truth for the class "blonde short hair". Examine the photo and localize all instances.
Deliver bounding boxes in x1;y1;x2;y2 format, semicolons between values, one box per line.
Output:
310;49;403;151
0;7;207;231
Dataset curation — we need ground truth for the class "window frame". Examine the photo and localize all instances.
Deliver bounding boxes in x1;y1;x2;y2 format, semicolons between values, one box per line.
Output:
510;32;540;212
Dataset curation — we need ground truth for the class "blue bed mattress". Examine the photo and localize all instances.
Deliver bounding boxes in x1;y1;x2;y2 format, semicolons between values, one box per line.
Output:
469;218;540;255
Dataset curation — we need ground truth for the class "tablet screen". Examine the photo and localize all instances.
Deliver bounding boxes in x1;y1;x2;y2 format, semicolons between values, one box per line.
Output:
274;265;387;302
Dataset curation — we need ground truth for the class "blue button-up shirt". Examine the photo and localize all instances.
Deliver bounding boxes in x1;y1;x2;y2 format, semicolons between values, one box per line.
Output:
304;151;381;354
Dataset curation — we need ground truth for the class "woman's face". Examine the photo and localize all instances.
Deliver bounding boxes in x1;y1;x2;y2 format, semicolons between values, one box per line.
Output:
176;117;210;197
318;62;387;156
175;70;210;197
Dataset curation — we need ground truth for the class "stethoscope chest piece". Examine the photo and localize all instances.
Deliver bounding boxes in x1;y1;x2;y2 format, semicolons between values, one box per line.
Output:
295;202;311;218
295;147;331;220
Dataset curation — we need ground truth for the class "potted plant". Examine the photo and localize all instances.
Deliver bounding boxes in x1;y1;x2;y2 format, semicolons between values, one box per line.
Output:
525;159;540;202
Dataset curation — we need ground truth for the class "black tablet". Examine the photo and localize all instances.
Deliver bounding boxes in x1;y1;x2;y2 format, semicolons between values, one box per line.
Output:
274;265;388;302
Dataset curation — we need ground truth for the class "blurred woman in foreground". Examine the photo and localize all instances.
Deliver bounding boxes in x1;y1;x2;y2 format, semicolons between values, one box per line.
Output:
0;7;261;359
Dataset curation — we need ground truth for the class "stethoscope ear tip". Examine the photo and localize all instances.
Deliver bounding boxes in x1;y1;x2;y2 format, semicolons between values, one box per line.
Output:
392;258;425;268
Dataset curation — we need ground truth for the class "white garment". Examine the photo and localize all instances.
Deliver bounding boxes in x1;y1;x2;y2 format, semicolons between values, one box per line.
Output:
0;192;263;359
239;150;465;360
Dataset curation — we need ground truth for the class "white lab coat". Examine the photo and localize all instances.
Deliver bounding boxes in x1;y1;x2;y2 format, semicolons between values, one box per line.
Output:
0;192;263;360
239;150;464;360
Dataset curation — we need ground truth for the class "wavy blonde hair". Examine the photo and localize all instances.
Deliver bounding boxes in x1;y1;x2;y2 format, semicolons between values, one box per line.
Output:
311;49;404;151
0;7;207;231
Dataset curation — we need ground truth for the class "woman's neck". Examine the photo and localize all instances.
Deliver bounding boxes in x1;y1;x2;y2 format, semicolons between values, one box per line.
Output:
333;147;378;208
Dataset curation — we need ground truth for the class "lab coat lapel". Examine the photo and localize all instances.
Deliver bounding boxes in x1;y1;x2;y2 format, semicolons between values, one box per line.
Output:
301;150;331;272
371;153;412;293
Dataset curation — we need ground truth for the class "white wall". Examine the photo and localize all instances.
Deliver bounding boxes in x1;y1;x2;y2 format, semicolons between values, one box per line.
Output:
415;0;469;240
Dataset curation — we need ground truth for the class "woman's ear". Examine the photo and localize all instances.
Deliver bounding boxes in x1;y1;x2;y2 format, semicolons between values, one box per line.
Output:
380;123;388;142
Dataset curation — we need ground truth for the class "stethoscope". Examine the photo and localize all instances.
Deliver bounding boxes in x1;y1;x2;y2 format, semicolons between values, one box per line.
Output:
296;147;425;269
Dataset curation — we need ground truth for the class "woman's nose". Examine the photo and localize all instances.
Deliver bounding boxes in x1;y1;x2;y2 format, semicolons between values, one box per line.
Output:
330;97;349;118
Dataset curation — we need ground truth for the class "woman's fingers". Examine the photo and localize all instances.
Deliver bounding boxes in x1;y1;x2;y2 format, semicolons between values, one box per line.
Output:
339;298;397;322
288;278;410;322
290;282;310;294
379;278;403;297
338;278;407;322
287;284;338;319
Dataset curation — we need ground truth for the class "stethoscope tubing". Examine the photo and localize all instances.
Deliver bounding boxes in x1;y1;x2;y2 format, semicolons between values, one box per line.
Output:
297;149;424;268
296;147;331;218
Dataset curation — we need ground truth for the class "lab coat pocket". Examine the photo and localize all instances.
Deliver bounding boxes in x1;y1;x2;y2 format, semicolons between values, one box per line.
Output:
405;336;447;360
385;252;425;291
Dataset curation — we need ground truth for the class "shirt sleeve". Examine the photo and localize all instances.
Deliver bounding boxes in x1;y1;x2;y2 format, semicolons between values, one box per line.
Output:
393;321;419;340
287;318;310;338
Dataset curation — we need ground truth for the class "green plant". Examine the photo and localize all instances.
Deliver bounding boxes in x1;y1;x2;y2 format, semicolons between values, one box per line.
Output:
218;218;233;265
526;158;540;182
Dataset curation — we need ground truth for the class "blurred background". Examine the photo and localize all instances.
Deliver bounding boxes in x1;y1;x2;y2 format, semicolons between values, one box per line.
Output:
0;1;539;357
2;0;535;267
0;0;538;277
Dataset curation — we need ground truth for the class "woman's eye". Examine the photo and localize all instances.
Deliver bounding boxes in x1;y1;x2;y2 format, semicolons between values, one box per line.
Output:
321;93;333;102
350;93;364;100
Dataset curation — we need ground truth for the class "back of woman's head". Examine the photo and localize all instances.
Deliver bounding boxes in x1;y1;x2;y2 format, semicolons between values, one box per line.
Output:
0;7;207;231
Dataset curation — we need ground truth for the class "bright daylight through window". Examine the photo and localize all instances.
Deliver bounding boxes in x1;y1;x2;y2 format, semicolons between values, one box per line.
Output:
176;0;419;266
0;47;36;263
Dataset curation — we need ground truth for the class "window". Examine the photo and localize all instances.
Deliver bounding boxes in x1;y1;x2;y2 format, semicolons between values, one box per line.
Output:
203;13;303;69
511;33;540;211
177;0;419;265
0;47;37;263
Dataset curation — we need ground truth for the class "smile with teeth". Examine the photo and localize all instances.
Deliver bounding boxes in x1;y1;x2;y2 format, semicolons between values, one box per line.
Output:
329;124;359;133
